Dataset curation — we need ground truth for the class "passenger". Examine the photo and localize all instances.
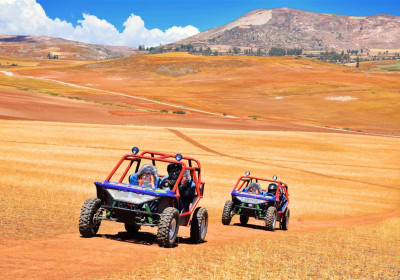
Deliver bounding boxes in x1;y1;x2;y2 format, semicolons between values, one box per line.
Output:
129;164;160;188
243;182;262;194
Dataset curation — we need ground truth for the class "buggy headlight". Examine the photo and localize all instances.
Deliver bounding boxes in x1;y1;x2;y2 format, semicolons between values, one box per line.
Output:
132;147;139;154
175;154;182;161
245;171;250;176
272;175;277;180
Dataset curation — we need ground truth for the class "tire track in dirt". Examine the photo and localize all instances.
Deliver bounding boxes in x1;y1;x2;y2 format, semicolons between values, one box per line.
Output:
167;129;399;190
1;138;398;171
1;130;399;280
1;203;400;280
0;71;237;118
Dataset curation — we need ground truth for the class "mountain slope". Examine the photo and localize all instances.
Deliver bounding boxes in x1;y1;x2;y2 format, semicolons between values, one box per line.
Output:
0;34;136;60
171;8;400;51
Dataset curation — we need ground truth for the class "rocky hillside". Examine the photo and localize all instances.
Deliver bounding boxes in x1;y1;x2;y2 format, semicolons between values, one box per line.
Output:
169;8;400;51
0;34;136;60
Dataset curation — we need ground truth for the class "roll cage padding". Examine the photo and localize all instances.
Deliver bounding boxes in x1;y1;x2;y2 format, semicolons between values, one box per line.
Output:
129;164;160;188
245;182;262;194
137;164;158;177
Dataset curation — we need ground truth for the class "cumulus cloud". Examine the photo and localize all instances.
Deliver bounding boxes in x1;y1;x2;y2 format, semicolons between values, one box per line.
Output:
0;0;199;47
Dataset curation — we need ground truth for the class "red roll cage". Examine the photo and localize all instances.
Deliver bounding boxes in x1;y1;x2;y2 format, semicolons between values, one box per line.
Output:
104;150;205;225
234;175;290;205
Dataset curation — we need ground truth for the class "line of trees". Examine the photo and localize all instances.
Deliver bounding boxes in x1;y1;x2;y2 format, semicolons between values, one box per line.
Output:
317;51;350;63
268;47;302;56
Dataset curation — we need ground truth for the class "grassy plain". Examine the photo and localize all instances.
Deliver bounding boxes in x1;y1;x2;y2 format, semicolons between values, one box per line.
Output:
1;52;400;279
2;52;399;134
0;121;399;279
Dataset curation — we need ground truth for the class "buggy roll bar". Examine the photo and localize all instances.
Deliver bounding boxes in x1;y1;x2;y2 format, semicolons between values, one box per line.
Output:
234;175;290;207
105;151;204;200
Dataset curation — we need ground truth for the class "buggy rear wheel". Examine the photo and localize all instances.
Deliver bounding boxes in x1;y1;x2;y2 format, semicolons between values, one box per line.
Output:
125;222;141;234
280;208;290;230
157;207;179;248
222;200;234;225
240;214;249;225
190;207;208;244
79;197;102;237
265;206;277;231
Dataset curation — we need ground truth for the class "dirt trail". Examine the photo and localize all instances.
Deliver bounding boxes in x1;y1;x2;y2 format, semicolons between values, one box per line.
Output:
1;204;399;280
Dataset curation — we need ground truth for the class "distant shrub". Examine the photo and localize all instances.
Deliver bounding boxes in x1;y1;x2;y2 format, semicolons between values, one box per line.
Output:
343;127;350;131
160;110;168;113
173;110;186;114
11;63;18;66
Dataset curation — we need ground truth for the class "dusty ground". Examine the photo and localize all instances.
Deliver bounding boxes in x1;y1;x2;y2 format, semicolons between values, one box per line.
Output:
0;53;399;279
2;53;399;135
0;121;399;279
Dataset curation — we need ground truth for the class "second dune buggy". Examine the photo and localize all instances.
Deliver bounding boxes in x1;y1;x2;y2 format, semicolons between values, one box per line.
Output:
78;147;208;247
222;172;290;231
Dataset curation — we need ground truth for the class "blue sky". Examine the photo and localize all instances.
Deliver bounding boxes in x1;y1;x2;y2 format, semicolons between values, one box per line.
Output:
0;0;399;47
38;0;400;32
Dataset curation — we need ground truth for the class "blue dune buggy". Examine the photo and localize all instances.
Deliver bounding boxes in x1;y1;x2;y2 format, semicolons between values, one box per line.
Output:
222;172;290;231
78;147;207;247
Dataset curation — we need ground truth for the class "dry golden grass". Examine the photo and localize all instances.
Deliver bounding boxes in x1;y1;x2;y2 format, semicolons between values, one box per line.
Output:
103;218;400;280
1;121;399;279
8;52;400;134
0;73;104;96
0;57;38;67
1;120;399;239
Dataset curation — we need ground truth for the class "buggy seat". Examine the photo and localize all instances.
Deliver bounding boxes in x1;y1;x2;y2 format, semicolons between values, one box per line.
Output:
129;164;160;188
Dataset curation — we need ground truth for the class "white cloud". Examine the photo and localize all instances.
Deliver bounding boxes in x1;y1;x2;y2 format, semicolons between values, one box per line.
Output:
0;0;199;47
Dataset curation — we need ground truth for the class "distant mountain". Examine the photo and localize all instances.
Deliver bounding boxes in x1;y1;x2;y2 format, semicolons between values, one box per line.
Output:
169;8;400;51
0;34;136;60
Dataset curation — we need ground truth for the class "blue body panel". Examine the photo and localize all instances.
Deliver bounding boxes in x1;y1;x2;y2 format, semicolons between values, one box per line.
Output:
231;190;276;201
95;181;176;198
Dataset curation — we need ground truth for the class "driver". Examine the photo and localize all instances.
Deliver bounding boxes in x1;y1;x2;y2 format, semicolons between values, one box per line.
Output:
160;163;182;190
266;183;287;205
160;163;195;211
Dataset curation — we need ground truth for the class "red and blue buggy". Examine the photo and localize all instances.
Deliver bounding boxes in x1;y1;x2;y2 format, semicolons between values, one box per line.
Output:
222;172;290;231
78;147;208;247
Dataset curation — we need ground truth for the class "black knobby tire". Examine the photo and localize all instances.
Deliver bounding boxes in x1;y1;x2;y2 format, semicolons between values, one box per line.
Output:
79;197;102;237
265;206;277;231
125;222;141;234
222;200;234;225
157;207;179;248
240;214;249;225
190;207;208;244
280;208;290;230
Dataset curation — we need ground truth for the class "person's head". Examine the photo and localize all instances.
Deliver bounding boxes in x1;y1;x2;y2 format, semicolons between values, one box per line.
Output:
167;163;182;181
268;183;278;195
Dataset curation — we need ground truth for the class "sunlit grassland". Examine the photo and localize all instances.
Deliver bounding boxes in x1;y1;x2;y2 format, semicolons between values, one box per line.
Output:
0;121;399;240
0;74;106;96
104;217;400;280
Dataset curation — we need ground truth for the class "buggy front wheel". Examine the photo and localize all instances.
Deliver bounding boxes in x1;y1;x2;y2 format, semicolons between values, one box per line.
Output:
265;206;277;231
157;207;179;248
222;200;234;225
79;197;102;237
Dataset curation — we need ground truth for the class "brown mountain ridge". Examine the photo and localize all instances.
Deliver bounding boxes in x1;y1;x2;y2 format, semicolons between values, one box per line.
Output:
169;8;400;51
